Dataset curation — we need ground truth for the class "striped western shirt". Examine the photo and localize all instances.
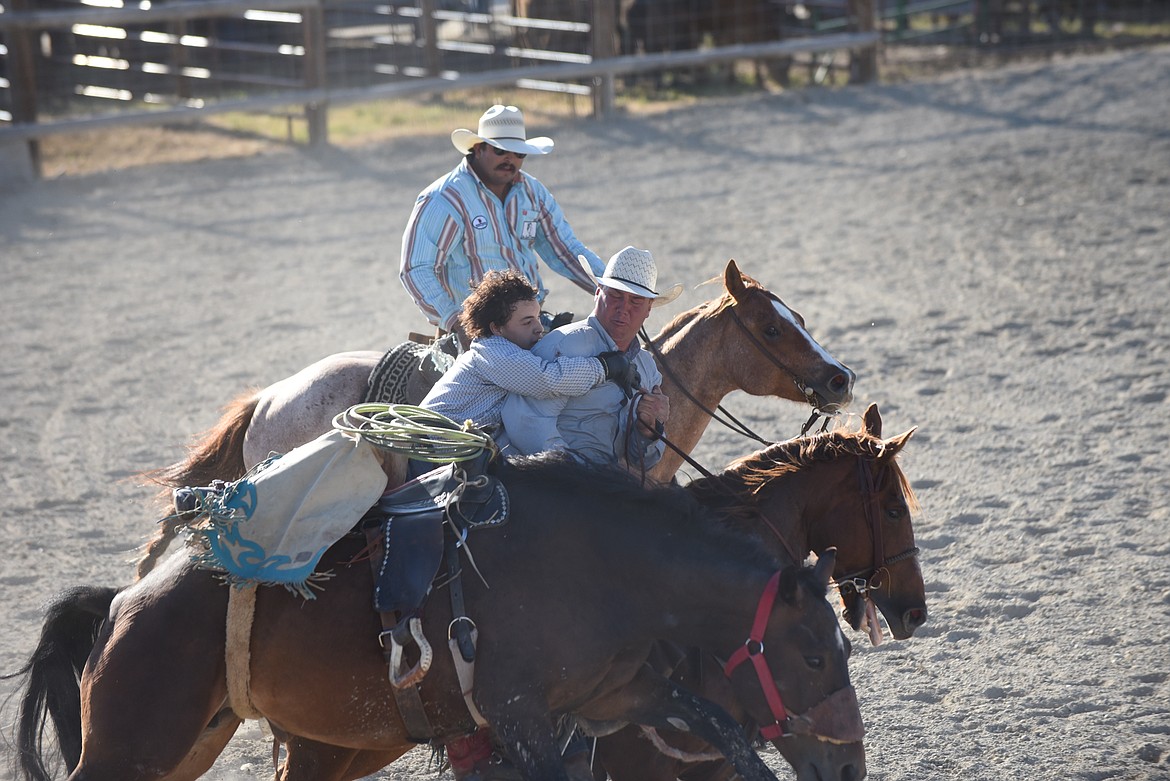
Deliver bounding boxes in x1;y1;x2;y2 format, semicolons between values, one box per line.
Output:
400;159;606;331
420;334;605;430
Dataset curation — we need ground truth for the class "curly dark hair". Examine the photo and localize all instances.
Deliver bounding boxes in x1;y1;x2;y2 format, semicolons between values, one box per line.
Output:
459;270;539;340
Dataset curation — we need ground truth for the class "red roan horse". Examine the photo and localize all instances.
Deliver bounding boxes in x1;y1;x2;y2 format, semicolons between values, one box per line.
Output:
10;454;866;781
8;406;924;781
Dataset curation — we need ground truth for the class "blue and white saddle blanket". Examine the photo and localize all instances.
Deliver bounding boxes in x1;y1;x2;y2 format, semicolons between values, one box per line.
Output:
181;429;389;597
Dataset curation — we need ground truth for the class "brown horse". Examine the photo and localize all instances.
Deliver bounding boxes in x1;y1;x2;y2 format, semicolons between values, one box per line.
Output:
10;455;867;781
595;404;923;781
10;406;921;781
137;259;854;576
274;404;924;781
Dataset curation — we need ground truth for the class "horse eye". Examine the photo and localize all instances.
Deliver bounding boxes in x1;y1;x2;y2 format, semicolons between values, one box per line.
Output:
764;325;780;338
804;655;824;670
886;506;905;522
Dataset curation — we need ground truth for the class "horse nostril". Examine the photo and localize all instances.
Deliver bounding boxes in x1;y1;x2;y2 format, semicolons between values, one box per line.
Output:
904;607;928;629
842;762;862;781
830;371;853;394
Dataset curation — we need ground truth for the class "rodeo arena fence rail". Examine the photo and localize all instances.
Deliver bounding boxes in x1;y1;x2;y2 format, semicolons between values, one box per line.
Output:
0;0;1163;178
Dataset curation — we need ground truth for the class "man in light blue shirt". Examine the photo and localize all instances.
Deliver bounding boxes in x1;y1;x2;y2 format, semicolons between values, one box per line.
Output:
420;270;632;434
502;246;682;471
400;105;605;339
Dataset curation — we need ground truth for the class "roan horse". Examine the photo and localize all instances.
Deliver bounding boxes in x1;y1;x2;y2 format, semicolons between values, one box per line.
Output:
10;455;867;781
10;406;923;781
138;259;854;576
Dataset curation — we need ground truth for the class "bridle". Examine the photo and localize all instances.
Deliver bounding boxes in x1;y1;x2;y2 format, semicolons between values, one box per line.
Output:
722;570;864;743
835;456;920;603
727;303;850;436
650;431;918;597
726;305;826;414
637;295;838;452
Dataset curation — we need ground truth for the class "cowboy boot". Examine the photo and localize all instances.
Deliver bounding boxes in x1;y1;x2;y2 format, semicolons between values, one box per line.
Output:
444;729;523;781
444;729;494;780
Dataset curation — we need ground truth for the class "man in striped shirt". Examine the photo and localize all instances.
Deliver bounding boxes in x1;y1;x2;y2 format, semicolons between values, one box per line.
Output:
400;105;606;344
420;270;635;443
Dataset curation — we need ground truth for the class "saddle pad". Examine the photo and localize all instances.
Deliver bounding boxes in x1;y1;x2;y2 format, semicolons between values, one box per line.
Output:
193;429;389;597
365;341;426;405
365;335;462;405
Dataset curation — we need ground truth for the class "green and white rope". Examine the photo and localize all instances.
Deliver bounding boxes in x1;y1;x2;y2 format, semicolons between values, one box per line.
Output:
332;403;494;463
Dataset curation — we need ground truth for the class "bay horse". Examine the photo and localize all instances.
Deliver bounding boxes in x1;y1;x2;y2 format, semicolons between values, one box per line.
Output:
11;406;922;781
10;455;866;781
595;403;923;781
276;404;924;781
137;259;854;576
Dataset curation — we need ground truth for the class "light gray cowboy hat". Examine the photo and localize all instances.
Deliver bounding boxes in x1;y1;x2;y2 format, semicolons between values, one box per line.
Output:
451;105;554;156
578;246;683;308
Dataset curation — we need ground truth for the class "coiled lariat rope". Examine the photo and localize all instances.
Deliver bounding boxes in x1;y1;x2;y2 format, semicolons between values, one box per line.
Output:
332;403;495;463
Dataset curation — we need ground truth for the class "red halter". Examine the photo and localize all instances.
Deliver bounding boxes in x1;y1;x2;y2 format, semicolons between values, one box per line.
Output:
723;568;868;745
722;570;791;740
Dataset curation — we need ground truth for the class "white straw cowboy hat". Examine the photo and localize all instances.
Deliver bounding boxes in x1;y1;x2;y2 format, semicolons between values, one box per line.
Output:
578;246;683;308
451;105;554;156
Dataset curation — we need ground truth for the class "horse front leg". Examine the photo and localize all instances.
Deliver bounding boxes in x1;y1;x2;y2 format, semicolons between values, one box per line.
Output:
586;666;778;781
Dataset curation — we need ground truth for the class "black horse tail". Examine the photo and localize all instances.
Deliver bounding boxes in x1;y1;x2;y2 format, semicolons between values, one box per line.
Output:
2;585;118;781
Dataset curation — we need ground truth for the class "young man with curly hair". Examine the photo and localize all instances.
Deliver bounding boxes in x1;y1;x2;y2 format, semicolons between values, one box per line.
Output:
421;270;633;440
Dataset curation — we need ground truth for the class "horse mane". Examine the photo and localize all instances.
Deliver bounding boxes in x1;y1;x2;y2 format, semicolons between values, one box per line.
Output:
688;428;919;515
652;269;773;344
500;452;781;572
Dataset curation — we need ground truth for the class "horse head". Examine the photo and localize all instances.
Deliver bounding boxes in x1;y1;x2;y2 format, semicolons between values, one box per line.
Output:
705;402;928;642
721;258;855;413
817;404;926;641
726;549;867;781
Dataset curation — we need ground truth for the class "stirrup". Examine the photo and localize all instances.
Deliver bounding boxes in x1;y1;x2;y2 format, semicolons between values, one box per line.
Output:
383;616;433;689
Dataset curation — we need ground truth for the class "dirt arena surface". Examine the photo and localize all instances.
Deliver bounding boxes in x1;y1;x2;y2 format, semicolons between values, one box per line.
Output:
2;44;1169;780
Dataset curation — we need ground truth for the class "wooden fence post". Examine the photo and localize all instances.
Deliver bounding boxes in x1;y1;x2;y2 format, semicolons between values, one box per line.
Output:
174;18;191;102
302;0;328;145
590;0;615;118
421;0;440;78
6;0;43;175
848;0;878;84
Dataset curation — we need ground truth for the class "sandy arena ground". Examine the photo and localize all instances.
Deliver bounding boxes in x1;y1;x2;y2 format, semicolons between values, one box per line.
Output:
2;44;1169;780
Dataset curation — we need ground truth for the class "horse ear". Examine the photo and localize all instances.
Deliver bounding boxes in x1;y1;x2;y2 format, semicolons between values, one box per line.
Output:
879;427;917;462
813;548;837;587
862;404;882;438
777;566;800;604
724;259;748;303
